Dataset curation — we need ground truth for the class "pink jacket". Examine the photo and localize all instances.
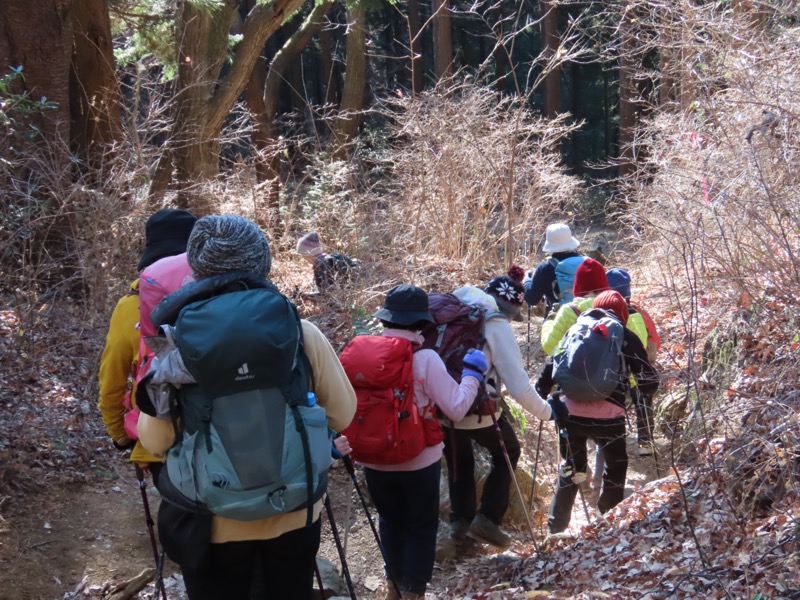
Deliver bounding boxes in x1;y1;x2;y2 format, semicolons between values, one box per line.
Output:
359;329;479;472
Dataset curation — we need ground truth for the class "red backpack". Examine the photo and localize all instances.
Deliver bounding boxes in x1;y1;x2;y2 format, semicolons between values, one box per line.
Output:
420;293;504;418
340;335;443;464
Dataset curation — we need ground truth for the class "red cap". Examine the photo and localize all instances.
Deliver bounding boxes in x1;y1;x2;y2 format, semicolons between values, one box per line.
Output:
592;290;629;325
573;258;609;298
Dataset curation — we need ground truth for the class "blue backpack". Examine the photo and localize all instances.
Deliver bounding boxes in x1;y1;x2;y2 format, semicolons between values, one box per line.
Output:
553;308;625;402
549;256;586;304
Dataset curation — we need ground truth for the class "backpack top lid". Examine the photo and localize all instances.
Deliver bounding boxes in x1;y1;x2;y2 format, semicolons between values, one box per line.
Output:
340;335;413;389
553;308;625;403
549;255;587;303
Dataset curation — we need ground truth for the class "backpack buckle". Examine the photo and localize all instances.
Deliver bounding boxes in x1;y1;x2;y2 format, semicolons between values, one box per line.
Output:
268;486;287;511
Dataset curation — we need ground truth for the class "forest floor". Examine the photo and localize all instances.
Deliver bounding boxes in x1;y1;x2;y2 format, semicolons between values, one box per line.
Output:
2;234;799;599
0;302;668;600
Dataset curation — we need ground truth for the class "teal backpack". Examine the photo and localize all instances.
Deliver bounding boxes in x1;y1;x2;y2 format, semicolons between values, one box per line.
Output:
151;273;332;524
549;255;586;304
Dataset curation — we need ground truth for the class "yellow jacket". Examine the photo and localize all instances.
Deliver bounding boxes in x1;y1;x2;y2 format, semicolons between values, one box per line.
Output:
138;319;356;544
97;280;161;464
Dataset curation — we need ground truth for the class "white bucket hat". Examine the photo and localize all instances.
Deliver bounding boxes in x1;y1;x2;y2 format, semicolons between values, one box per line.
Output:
542;223;580;253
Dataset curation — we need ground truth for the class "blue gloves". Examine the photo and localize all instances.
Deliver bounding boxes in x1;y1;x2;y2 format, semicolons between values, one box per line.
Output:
547;395;569;423
462;348;489;382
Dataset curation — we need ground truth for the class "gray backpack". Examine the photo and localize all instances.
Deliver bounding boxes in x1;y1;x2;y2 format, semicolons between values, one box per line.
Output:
553;308;625;402
152;273;331;524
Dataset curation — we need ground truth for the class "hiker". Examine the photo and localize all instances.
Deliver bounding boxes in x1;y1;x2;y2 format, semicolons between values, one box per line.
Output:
98;208;197;482
606;267;658;456
547;291;659;534
296;230;363;292
535;257;610;398
523;223;584;316
337;283;488;600
439;266;567;554
136;215;357;600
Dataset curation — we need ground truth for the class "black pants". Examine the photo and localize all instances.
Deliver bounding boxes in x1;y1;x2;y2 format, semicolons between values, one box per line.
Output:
364;461;441;595
180;518;322;600
442;415;521;526
548;416;627;534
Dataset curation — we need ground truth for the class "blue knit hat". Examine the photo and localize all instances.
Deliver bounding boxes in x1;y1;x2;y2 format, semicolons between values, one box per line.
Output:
606;268;632;300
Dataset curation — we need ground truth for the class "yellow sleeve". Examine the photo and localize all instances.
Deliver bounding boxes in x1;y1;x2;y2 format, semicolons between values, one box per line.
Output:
97;292;140;442
301;320;357;433
627;312;649;348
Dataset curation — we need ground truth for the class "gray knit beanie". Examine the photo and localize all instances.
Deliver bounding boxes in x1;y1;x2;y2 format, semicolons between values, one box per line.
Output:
186;215;271;279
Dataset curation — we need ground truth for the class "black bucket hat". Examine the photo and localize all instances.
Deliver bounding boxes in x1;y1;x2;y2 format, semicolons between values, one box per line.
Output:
138;208;198;271
372;284;435;326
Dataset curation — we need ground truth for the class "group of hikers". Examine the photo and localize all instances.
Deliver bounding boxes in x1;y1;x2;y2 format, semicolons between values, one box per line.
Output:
98;212;661;599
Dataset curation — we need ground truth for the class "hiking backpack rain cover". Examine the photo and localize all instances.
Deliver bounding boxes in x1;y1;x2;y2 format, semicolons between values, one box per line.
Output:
421;293;502;417
340;335;442;464
157;275;331;522
552;308;625;402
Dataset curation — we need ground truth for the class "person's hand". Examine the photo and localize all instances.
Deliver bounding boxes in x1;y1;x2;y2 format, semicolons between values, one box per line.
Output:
332;435;352;458
524;270;533;281
462;349;489;382
547;395;569;423
112;434;135;451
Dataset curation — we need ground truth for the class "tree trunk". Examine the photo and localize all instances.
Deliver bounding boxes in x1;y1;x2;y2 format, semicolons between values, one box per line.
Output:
320;25;338;106
332;4;366;157
149;0;307;208
617;14;636;179
252;0;332;227
431;0;453;81
407;0;423;94
68;0;121;175
541;0;560;119
0;0;72;152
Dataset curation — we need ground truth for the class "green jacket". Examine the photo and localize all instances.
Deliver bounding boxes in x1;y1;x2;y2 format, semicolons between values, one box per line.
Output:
541;296;649;356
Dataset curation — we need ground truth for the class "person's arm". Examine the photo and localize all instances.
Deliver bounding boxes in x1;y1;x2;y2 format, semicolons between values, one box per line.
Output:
523;262;554;306
627;311;649;349
623;329;659;398
416;349;480;422
98;293;139;446
541;303;579;355
484;319;553;421
301;320;356;432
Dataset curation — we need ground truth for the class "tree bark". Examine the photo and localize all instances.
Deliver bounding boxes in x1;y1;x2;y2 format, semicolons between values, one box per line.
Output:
407;0;423;94
431;0;453;81
149;0;307;207
0;0;73;151
68;0;121;174
617;10;636;179
252;0;332;224
541;0;560;119
332;4;366;157
320;24;338;106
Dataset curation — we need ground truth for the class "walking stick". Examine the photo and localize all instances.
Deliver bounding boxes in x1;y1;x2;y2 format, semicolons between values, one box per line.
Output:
134;465;167;600
313;560;325;598
324;495;357;600
488;411;541;555
526;305;533;370
341;456;402;598
527;421;544;517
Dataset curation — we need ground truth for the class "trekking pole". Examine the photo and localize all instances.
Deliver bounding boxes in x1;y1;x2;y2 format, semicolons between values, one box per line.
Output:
527;421;544;518
341;456;402;598
323;495;358;600
526;305;532;370
638;388;661;478
313;560;325;597
134;465;167;600
488;411;541;555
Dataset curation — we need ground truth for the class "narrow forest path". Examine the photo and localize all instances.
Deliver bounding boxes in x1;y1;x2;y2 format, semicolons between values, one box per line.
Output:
0;312;667;600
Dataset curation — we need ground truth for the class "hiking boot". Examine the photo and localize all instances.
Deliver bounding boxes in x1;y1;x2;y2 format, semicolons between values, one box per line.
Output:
638;442;655;456
449;519;470;541
435;536;457;563
466;514;512;549
385;581;402;600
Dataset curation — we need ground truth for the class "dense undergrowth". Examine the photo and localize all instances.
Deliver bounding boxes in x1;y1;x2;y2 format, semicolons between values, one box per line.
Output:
1;6;800;599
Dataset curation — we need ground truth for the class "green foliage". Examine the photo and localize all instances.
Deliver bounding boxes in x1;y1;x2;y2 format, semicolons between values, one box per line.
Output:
0;67;58;143
351;306;381;337
112;0;177;80
504;397;529;433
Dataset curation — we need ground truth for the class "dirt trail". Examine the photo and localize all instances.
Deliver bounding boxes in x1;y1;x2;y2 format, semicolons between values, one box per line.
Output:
0;313;664;600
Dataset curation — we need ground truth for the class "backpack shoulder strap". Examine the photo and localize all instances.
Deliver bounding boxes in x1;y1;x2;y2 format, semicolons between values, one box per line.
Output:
569;303;582;317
